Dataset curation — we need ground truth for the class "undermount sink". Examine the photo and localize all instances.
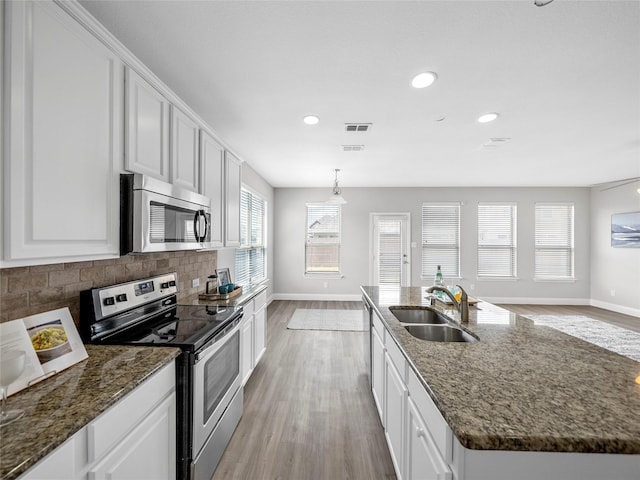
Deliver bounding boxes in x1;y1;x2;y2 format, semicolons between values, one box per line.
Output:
404;324;477;343
389;306;450;324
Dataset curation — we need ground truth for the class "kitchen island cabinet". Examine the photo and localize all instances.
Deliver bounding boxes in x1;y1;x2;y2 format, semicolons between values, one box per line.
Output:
2;0;122;266
0;345;179;480
361;286;640;480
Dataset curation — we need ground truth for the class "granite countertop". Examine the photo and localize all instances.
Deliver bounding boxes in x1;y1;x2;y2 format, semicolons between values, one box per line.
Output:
361;286;640;455
0;345;180;480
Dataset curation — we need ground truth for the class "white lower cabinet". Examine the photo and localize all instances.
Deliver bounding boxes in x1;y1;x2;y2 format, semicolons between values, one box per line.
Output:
384;350;407;480
371;317;386;424
254;300;267;364
239;289;268;386
20;363;176;480
240;299;255;385
406;397;452;480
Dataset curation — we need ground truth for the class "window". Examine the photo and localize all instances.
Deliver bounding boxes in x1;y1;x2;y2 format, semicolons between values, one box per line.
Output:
421;203;460;279
535;203;574;280
235;188;266;286
305;203;341;274
477;203;517;278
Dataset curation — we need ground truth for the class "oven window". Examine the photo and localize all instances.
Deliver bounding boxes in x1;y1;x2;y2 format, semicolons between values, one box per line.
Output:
203;330;240;421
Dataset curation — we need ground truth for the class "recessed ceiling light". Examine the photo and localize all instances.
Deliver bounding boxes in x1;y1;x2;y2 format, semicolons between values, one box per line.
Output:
477;113;499;123
303;115;319;125
411;72;437;89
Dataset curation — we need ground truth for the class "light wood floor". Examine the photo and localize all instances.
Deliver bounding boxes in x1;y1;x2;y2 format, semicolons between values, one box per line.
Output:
212;301;639;480
212;300;397;480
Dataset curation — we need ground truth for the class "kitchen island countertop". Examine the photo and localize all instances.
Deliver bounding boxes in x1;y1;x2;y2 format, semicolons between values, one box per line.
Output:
361;286;640;455
0;344;180;480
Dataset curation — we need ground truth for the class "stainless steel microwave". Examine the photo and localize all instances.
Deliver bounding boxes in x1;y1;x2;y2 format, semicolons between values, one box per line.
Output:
120;174;213;254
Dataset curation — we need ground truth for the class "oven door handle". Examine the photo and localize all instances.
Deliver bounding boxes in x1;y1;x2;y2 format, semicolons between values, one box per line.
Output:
195;314;242;362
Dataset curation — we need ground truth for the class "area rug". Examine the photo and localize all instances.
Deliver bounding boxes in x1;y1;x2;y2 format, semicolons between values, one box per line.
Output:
287;309;366;332
522;314;640;362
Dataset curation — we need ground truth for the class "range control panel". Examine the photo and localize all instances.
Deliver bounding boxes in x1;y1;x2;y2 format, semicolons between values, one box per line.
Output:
97;272;178;319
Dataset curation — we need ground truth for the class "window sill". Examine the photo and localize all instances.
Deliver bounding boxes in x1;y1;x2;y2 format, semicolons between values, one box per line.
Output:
476;276;519;281
534;277;576;283
304;273;344;280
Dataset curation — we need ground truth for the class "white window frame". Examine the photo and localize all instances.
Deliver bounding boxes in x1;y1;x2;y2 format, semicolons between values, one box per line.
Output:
534;203;575;281
477;203;517;279
421;203;460;281
305;203;342;277
235;186;267;286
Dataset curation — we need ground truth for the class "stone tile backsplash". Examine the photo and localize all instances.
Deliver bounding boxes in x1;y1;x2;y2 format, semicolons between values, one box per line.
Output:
0;250;218;325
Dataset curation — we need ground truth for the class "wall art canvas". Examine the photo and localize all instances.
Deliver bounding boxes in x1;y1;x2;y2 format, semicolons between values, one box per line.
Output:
611;211;640;247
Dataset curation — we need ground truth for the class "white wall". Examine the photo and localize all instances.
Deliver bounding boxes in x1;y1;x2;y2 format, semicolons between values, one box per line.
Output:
216;162;275;300
590;179;640;316
273;186;592;304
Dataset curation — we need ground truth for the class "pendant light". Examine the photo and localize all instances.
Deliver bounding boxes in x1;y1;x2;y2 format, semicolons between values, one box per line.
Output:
327;169;347;204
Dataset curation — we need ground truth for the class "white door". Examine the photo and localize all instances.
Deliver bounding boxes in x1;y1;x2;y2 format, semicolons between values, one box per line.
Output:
371;214;411;287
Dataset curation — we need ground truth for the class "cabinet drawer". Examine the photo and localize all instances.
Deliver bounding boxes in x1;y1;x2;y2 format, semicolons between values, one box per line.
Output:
87;362;175;463
408;368;452;462
372;313;385;340
254;290;267;310
385;336;406;382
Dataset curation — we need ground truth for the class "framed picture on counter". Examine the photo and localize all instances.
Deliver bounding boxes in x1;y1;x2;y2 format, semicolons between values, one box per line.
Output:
216;268;231;286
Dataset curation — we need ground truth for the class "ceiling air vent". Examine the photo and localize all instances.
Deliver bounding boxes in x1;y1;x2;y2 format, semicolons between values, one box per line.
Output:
342;145;365;152
480;137;511;150
345;123;372;133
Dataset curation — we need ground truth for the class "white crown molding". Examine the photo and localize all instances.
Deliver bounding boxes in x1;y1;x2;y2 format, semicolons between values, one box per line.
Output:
53;0;244;163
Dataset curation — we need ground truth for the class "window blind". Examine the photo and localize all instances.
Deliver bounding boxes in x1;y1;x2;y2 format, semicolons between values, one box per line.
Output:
305;203;341;274
235;188;266;286
378;219;402;285
535;203;574;279
477;203;517;278
421;204;460;279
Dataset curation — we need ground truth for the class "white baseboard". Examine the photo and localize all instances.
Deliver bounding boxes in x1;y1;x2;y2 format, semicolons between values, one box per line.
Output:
486;297;591;306
590;299;640;318
272;293;362;302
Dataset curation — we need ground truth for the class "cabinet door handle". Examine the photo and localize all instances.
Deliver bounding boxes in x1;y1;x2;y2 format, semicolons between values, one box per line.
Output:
193;210;208;242
416;426;425;438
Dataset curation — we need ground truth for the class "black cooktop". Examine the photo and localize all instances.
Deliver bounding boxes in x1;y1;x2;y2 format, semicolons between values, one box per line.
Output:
99;304;242;352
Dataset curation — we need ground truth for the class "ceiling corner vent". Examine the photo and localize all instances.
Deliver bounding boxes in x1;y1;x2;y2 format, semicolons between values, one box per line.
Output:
345;123;372;133
341;145;365;152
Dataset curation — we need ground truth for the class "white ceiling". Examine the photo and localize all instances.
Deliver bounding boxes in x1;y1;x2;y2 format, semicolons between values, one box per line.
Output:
79;0;640;188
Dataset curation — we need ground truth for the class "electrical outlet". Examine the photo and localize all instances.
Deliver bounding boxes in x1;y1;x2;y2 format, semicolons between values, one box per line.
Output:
470;284;475;290
192;278;200;288
610;289;616;297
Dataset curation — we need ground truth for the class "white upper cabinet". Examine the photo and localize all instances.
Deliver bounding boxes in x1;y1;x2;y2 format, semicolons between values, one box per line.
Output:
200;131;225;247
170;106;200;192
224;151;242;247
125;67;170;182
2;0;122;265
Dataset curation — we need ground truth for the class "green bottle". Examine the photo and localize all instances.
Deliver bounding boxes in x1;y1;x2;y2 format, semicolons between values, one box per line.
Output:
435;265;443;286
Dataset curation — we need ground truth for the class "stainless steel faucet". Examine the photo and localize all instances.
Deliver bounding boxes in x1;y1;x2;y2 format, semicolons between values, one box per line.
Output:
425;284;469;323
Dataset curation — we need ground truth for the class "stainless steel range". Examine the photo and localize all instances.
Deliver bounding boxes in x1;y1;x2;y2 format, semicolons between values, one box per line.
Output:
80;272;243;480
